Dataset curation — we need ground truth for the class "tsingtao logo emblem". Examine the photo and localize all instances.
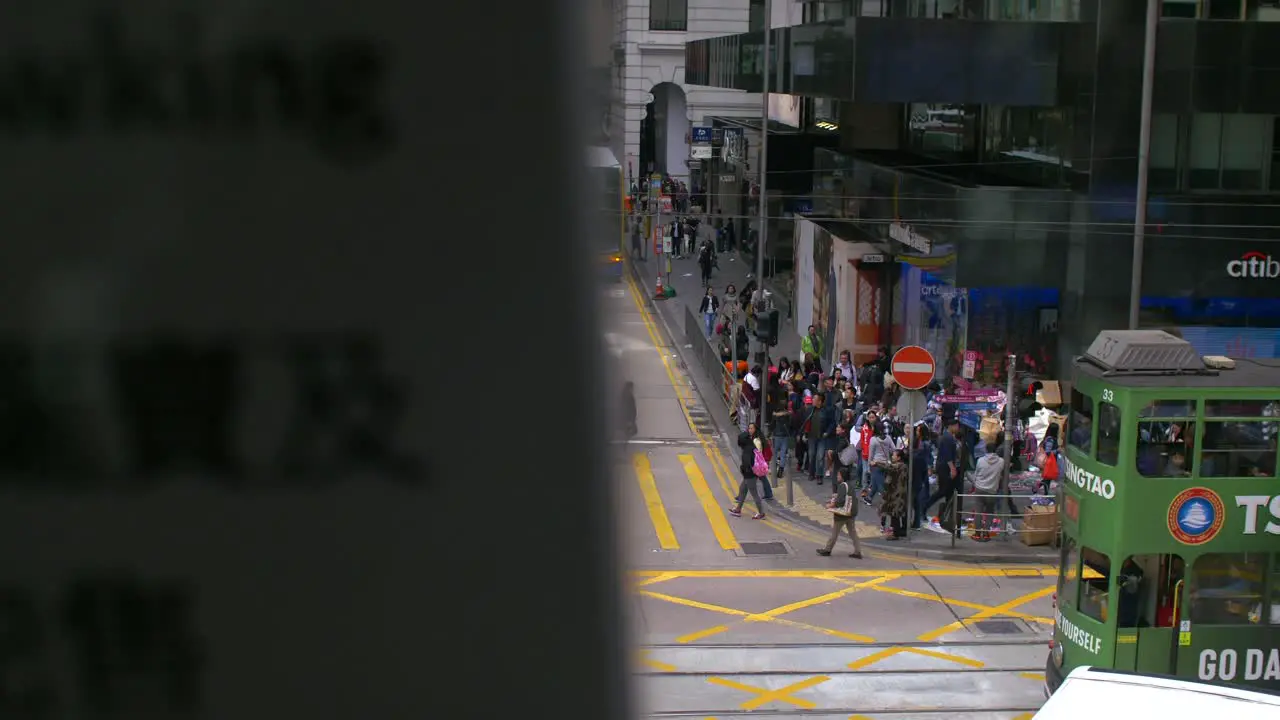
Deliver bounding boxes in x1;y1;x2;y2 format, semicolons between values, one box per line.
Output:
1168;487;1225;545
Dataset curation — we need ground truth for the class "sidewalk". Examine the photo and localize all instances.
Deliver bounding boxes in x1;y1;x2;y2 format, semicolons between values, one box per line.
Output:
628;251;1058;564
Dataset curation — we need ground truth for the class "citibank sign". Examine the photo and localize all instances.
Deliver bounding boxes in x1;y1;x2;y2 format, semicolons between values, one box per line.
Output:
1227;251;1280;279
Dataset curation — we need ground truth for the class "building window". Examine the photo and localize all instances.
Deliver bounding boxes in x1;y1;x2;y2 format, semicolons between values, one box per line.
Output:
1187;113;1269;191
1164;0;1280;19
987;0;1079;19
983;106;1072;185
650;0;687;30
1190;553;1269;625
749;0;766;31
1149;114;1180;191
909;104;977;160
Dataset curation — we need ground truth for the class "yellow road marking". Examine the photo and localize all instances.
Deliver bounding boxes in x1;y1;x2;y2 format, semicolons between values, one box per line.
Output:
679;454;738;550
639;589;873;643
630;569;1053;578
917;584;1056;642
677;575;891;644
909;646;985;668
622;270;970;569
846;645;984;670
847;647;905;670
1019;671;1045;681
638;651;677;672
634;572;679;588
675;625;731;643
854;580;1054;625
633;453;678;549
1011;714;1036;720
706;675;830;710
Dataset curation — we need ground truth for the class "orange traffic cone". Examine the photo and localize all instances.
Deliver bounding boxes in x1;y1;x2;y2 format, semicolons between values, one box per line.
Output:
654;273;665;299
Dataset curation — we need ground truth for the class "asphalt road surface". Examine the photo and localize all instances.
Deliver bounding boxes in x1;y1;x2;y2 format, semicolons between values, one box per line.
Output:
602;273;1056;719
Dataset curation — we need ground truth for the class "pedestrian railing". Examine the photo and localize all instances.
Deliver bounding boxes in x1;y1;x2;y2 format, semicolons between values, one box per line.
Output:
683;305;740;416
949;494;1060;549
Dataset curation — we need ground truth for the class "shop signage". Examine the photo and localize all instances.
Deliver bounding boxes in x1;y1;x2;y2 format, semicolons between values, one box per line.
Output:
721;127;744;166
860;254;886;264
961;350;977;379
719;174;735;184
690;145;712;160
920;286;967;297
888;222;932;254
1227;251;1280;279
691;126;713;144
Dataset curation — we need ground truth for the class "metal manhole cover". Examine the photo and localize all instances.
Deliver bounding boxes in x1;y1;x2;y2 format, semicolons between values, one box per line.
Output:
739;541;789;556
969;620;1024;635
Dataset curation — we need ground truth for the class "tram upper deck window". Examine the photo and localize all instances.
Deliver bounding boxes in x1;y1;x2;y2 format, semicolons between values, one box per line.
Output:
1097;402;1121;466
1136;400;1198;478
1201;400;1279;478
1069;389;1093;455
1190;553;1269;625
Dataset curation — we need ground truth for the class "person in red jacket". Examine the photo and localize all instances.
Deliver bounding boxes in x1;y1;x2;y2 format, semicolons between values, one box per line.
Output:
858;410;878;490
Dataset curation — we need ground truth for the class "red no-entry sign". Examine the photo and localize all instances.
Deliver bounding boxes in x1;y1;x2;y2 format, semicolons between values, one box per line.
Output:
891;345;936;391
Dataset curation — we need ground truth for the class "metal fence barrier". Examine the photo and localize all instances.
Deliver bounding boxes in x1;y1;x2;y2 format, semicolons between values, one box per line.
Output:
683;305;740;416
950;494;1060;549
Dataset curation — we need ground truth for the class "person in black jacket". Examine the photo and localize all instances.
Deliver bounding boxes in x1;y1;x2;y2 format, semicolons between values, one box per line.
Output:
910;427;932;529
698;286;719;338
728;423;767;519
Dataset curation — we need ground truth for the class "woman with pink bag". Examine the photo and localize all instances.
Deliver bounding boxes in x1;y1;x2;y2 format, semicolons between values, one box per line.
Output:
728;423;768;519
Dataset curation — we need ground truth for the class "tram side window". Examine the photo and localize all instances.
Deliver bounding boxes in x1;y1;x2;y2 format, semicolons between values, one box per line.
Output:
1201;421;1277;478
1068;389;1093;454
1200;399;1279;478
1190;553;1268;625
1059;535;1080;610
1096;402;1121;466
1078;546;1111;622
1135;400;1198;478
1271;555;1280;625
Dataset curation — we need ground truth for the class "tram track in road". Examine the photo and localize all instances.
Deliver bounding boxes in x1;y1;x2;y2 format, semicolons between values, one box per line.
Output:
636;641;1049;719
644;709;1042;719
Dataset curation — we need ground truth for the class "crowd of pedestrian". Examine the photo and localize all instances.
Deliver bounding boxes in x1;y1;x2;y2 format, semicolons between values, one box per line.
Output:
716;333;1064;557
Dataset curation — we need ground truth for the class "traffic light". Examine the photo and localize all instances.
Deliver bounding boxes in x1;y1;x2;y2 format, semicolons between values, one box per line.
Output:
756;309;780;347
1018;380;1044;421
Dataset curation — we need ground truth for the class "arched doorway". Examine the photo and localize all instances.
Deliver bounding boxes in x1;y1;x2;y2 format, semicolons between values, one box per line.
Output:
640;82;689;181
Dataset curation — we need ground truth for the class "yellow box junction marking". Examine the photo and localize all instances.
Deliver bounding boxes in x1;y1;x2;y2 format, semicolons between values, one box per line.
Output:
706;675;830;710
828;575;1054;626
640;589;874;643
674;575;893;644
678;453;738;550
633;453;678;549
917;585;1056;643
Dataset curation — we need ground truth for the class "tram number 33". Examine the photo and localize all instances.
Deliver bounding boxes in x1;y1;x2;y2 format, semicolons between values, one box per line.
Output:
1101;388;1114;402
0;575;204;718
1199;648;1280;682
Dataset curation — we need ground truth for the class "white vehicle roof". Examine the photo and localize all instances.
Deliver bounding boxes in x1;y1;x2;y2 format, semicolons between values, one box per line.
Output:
1036;667;1280;719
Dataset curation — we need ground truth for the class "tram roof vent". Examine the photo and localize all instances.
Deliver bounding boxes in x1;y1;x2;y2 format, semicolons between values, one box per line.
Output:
1083;330;1206;374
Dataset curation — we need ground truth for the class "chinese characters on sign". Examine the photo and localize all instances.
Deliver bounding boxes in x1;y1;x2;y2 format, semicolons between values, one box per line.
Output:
0;333;428;487
0;575;203;718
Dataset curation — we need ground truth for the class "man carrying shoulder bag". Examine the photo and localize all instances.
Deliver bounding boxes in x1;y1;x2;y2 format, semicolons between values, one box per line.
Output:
817;469;864;559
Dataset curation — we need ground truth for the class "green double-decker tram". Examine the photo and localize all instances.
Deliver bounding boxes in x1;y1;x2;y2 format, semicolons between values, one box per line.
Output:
1047;330;1280;694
